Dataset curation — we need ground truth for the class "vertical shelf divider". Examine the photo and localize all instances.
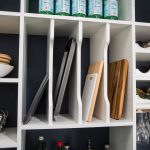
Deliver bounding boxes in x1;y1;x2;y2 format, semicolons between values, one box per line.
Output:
47;19;54;125
17;15;26;150
69;21;82;124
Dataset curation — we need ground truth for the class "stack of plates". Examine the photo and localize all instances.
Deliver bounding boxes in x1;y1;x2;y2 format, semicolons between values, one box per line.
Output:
0;53;14;77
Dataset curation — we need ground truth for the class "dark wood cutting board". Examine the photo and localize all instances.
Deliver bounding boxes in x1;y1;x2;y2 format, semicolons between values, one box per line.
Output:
108;59;128;120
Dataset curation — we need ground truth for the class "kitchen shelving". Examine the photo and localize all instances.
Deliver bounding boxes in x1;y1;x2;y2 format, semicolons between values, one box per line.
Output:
0;0;149;150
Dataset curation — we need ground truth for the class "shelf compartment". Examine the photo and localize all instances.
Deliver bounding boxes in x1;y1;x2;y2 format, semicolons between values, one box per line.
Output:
53;19;82;124
81;21;110;123
135;0;150;23
0;34;19;78
24;126;133;150
0;83;18;127
0;128;17;148
135;24;150;62
136;82;150;109
109;23;133;123
25;128;109;150
0;0;20;12
110;126;133;150
0;14;19;34
21;17;53;127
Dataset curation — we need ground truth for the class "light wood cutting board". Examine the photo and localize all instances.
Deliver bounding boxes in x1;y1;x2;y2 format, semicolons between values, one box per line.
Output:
87;61;104;122
108;59;128;120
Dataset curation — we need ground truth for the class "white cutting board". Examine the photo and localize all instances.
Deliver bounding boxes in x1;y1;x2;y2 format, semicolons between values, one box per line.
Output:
82;73;97;121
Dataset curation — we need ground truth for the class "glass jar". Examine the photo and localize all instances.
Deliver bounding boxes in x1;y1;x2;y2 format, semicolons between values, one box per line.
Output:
39;0;54;14
72;0;86;17
104;0;118;20
55;0;70;16
87;0;103;18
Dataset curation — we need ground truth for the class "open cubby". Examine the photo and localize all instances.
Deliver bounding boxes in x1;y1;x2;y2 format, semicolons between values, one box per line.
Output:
81;21;109;123
136;113;150;150
25;34;48;124
0;0;20;12
0;34;19;78
26;35;47;114
53;37;70;114
26;128;109;150
52;20;82;124
109;24;133;123
22;17;52;127
0;83;18;127
135;0;150;23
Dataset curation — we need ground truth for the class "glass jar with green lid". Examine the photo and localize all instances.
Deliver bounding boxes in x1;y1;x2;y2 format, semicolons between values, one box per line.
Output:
87;0;103;18
72;0;86;17
39;0;54;14
104;0;118;20
55;0;70;16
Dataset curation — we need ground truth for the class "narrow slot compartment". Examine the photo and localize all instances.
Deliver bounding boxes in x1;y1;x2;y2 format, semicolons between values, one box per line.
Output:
0;0;20;12
25;128;109;150
108;24;133;124
81;22;110;125
136;112;150;150
136;24;150;62
0;83;18;148
53;20;82;125
22;17;52;129
136;81;150;109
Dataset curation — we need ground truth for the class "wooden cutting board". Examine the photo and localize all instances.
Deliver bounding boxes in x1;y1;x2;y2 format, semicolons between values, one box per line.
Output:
108;59;128;120
87;61;104;122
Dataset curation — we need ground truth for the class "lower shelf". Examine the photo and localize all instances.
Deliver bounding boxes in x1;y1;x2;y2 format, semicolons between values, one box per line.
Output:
21;114;133;130
0;128;17;148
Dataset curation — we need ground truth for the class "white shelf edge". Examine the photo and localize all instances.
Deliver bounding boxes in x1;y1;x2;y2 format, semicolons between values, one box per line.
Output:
21;120;133;130
0;128;17;148
135;22;150;27
136;102;150;110
21;123;134;130
0;11;20;17
0;78;19;83
136;50;150;54
136;76;150;81
24;13;132;25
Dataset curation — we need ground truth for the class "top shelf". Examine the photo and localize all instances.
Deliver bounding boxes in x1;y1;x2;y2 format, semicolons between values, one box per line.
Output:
1;0;150;24
0;0;134;21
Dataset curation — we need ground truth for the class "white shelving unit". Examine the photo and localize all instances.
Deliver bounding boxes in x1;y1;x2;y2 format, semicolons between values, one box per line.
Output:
0;0;149;150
